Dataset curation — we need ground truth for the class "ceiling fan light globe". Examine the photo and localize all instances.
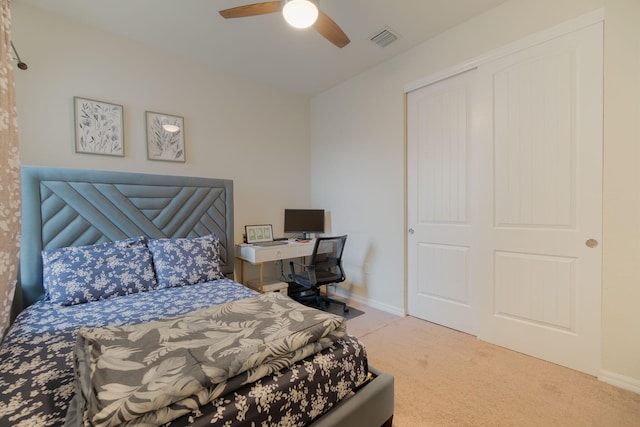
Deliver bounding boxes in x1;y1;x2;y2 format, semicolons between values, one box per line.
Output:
283;0;318;29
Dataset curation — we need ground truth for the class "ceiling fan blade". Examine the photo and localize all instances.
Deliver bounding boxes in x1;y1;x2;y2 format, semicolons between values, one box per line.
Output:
219;1;281;19
313;10;350;48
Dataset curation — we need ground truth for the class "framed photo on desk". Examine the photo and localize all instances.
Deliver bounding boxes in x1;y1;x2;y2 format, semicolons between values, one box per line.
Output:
245;224;273;244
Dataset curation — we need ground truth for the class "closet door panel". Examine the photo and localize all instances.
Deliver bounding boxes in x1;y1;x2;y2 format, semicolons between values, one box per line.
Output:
407;69;478;335
477;22;603;375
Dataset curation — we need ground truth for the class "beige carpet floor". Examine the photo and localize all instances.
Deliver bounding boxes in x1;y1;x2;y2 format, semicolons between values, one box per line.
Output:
345;302;640;427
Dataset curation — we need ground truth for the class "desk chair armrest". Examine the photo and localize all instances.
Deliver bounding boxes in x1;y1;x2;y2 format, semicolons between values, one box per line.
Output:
289;260;317;285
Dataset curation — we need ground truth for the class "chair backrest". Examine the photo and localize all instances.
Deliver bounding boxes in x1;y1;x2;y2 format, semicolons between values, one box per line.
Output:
310;235;347;283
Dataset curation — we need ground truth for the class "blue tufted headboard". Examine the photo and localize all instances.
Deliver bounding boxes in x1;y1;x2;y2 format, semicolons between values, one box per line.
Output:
15;166;234;314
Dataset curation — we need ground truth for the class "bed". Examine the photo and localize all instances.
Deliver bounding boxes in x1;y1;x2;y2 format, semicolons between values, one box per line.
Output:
0;166;394;427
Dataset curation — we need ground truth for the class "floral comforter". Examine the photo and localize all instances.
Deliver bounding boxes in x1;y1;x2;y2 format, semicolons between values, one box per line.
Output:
67;293;346;426
0;279;368;427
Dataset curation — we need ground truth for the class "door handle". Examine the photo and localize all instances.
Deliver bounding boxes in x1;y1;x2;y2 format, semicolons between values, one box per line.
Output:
409;228;415;235
585;238;598;248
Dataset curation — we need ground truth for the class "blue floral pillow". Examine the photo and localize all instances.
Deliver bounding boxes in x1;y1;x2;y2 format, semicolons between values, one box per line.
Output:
148;234;224;289
41;236;157;306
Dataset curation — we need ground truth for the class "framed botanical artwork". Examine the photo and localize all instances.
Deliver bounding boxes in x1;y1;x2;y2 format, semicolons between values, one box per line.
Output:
245;224;274;244
74;97;124;156
145;111;185;162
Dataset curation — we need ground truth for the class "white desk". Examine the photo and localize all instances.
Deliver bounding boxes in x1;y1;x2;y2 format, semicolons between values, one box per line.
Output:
235;240;315;291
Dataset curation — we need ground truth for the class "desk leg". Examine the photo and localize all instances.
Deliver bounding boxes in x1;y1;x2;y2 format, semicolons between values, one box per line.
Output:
258;263;264;292
237;259;265;292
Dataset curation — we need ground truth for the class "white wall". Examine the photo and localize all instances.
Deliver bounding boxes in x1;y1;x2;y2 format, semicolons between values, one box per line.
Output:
11;2;311;244
311;0;640;388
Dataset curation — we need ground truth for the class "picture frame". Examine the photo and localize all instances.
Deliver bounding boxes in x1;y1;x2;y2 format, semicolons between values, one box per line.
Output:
74;97;124;157
245;224;274;244
145;111;185;162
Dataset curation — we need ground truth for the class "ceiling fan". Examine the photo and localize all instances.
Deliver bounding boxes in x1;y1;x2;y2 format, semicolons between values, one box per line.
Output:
219;0;350;48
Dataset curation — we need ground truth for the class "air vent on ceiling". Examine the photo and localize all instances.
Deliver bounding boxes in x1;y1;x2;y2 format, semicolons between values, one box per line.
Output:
369;27;399;48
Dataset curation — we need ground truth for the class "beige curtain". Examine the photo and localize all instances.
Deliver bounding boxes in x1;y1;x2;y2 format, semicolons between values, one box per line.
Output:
0;0;21;339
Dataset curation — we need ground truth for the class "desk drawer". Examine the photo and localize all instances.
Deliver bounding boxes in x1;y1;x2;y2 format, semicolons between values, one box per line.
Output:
238;245;299;263
236;242;314;264
254;245;299;262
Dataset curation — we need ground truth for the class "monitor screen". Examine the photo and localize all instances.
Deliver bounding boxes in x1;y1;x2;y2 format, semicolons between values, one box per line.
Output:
284;209;325;237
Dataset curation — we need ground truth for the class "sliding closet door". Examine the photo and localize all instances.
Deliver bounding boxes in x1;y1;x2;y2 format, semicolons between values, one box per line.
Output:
407;70;479;335
475;23;603;374
407;20;603;374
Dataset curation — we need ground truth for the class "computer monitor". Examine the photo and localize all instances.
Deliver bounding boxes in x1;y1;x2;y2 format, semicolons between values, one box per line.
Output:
284;209;325;239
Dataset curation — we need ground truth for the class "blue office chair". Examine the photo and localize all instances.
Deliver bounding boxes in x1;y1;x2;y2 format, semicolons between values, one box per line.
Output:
289;235;349;313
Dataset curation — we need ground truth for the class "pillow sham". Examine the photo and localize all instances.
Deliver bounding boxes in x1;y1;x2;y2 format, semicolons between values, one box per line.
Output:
41;236;157;306
148;234;224;289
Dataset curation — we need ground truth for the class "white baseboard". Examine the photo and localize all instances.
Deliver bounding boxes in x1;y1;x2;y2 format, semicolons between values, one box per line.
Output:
337;290;405;317
598;370;640;394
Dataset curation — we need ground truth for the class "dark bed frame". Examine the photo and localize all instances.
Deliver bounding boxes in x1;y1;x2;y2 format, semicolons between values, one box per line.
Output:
12;165;394;427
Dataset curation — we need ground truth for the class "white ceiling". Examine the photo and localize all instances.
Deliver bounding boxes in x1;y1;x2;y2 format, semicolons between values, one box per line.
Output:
17;0;508;96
